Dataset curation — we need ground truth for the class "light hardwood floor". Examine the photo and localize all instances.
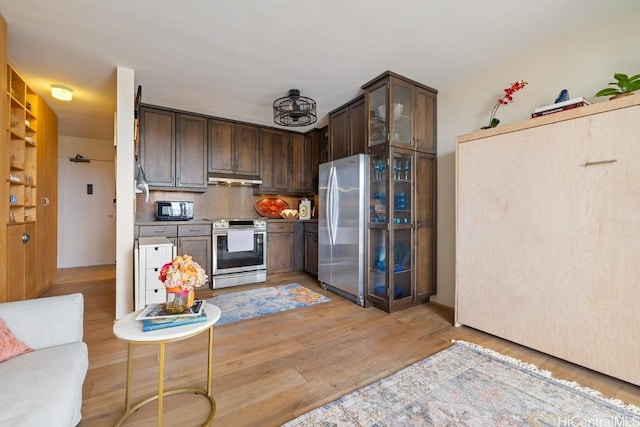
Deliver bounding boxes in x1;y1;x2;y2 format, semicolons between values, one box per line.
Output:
43;266;640;427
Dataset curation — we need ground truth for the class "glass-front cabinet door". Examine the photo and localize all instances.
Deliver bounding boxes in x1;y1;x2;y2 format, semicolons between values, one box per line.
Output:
367;223;413;306
389;78;413;149
367;227;388;304
390;148;414;304
367;145;415;311
391;149;412;224
368;82;387;148
369;149;387;224
368;148;388;305
366;76;415;151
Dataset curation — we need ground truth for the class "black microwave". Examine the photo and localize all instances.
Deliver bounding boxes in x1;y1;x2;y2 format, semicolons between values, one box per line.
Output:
156;201;194;221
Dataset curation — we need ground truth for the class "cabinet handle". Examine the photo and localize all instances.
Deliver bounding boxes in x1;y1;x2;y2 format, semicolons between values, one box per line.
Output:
583;159;617;167
43;197;50;206
22;233;31;244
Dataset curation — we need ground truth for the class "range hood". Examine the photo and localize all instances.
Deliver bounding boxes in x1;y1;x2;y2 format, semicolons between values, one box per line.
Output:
207;173;262;186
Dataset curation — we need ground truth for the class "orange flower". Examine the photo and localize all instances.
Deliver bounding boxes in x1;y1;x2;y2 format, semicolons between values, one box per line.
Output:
158;255;207;291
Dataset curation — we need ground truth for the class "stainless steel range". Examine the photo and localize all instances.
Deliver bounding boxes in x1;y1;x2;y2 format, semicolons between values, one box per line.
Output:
211;218;267;289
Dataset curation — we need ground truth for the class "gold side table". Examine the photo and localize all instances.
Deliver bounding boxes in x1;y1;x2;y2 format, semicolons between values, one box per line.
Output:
113;303;221;426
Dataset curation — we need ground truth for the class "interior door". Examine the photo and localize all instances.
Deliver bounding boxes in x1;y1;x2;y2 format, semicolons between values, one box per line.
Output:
58;157;116;267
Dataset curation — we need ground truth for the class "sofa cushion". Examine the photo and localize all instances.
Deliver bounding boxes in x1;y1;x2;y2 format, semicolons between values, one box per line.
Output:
0;293;84;350
0;317;32;362
0;342;89;427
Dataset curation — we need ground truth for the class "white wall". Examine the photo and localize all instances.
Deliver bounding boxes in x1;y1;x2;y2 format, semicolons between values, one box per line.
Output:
115;67;136;319
58;136;116;267
432;8;640;307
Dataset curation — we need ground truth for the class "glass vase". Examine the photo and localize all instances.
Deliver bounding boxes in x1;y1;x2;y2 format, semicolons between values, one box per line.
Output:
165;288;191;314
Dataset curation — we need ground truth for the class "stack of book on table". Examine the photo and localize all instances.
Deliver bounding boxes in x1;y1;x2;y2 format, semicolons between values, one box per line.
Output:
136;300;207;332
531;97;591;118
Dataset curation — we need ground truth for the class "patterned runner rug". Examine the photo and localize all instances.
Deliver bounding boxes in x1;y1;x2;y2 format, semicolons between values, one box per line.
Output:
283;340;640;426
207;283;330;326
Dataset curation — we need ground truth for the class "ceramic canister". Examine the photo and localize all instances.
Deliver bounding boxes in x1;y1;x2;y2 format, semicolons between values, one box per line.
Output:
299;198;311;220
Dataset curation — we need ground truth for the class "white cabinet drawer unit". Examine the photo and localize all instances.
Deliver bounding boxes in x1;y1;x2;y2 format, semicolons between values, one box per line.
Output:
134;237;176;310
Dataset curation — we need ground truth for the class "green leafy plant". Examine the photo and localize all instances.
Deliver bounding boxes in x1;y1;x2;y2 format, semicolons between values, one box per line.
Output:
595;73;640;97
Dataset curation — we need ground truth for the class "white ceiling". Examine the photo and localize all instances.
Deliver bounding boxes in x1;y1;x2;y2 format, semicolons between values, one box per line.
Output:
0;0;638;141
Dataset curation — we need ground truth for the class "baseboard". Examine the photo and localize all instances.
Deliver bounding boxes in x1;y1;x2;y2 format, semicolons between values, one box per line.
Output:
429;300;454;311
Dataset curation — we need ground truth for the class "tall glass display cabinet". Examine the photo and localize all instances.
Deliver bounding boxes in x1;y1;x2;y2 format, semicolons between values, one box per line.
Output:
363;71;437;313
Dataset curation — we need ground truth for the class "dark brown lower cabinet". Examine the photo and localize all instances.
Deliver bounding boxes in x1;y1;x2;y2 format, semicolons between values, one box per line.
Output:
177;238;211;286
303;222;318;276
267;222;294;274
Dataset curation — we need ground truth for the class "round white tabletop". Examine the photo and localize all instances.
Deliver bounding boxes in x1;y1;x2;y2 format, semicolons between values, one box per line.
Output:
113;303;221;342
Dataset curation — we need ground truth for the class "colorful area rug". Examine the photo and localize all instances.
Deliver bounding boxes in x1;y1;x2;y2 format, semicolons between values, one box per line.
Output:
283;340;640;426
207;283;330;326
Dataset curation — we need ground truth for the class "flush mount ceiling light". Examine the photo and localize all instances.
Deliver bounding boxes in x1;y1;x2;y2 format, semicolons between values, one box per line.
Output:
51;84;73;101
273;89;317;127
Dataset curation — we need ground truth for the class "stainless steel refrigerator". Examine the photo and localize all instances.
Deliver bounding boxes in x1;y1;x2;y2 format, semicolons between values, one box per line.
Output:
318;153;368;306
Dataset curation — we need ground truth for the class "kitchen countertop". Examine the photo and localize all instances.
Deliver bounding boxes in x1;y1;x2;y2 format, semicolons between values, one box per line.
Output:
136;218;213;226
267;218;317;223
136;218;317;225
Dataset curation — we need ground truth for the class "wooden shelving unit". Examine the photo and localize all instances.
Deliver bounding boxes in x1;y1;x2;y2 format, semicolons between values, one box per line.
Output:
6;64;37;225
1;17;58;302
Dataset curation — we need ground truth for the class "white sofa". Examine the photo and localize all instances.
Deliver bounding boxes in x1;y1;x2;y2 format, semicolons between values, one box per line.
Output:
0;293;89;427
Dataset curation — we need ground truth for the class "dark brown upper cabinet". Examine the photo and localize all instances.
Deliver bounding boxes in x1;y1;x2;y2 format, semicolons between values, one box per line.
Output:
328;95;366;161
304;128;322;194
208;119;260;177
139;105;207;191
290;133;306;194
257;128;291;194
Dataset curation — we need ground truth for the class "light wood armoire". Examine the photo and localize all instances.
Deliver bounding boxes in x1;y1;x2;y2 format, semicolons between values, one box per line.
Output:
455;95;640;386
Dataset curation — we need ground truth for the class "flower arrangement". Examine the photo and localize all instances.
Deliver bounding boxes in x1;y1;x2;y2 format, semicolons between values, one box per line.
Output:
159;254;207;291
485;80;528;129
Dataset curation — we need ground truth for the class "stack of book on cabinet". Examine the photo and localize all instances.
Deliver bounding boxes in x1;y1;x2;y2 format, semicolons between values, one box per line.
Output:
135;300;207;332
531;97;591;118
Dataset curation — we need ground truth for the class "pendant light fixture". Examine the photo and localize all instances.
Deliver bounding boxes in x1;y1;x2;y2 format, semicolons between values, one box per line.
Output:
273;89;317;127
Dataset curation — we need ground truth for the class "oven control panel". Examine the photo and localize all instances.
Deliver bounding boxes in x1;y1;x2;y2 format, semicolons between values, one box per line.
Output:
212;219;267;230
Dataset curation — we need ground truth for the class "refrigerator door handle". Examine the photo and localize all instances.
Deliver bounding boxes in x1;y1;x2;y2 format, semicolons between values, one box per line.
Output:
326;165;339;246
330;167;339;245
326;165;335;246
